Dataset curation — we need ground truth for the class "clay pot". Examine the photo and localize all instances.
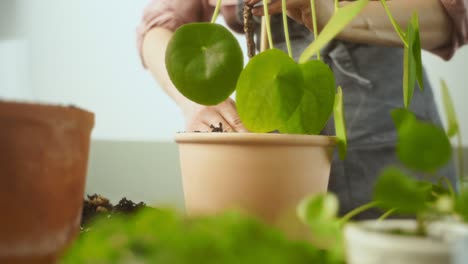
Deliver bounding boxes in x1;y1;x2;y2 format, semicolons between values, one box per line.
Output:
344;220;468;264
0;101;94;264
175;132;336;239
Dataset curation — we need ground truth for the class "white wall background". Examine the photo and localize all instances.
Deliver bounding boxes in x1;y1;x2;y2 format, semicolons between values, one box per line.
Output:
1;0;467;144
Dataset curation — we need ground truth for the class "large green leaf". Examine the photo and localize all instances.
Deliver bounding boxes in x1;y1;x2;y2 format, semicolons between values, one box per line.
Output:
299;0;369;63
236;49;304;132
391;109;452;172
165;23;243;105
334;87;347;160
373;167;430;214
279;60;335;134
440;79;459;138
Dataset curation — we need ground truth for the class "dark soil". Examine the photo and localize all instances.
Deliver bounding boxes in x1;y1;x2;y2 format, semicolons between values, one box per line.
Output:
210;122;224;132
81;194;146;229
192;123;226;133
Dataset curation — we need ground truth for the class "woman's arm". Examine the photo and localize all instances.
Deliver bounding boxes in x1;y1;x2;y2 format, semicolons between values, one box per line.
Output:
143;27;191;110
139;0;248;132
249;0;457;52
339;0;452;51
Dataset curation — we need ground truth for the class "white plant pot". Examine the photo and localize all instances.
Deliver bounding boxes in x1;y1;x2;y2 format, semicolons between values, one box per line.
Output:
344;220;468;264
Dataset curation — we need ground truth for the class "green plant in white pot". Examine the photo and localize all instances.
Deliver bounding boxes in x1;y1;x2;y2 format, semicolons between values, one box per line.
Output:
165;0;371;239
296;79;468;264
343;80;468;264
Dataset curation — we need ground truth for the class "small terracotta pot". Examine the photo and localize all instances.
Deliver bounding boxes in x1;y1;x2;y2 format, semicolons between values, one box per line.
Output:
175;132;336;239
344;220;468;264
0;101;94;264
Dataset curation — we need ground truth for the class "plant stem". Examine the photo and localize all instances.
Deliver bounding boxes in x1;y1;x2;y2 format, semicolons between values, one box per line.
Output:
263;0;274;49
281;0;293;58
415;214;427;236
244;4;256;58
310;0;321;60
440;176;456;199
379;0;408;47
457;131;466;188
378;209;396;221
334;0;339;12
340;201;380;223
211;0;223;23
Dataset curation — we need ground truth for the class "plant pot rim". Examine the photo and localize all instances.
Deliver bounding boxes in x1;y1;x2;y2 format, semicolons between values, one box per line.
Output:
0;100;95;129
0;99;93;114
175;132;336;146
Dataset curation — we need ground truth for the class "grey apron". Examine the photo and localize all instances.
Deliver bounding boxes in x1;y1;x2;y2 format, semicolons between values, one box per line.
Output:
235;6;457;219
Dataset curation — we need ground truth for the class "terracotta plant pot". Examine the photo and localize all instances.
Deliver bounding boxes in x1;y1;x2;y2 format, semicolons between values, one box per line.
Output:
175;132;336;239
344;220;468;264
0;101;94;264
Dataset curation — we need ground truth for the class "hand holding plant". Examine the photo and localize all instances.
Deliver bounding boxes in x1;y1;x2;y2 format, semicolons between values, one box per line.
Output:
246;0;334;33
182;98;248;132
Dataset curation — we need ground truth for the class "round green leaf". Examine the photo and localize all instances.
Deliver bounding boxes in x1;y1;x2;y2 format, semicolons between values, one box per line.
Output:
392;110;452;172
373;167;430;214
391;108;416;131
165;23;243;105
279;60;335;135
297;193;339;224
236;49;304;132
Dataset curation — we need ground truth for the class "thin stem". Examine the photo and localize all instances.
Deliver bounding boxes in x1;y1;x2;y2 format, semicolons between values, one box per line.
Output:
416;214;427;236
334;0;339;12
340;201;380;223
211;0;223;23
263;0;274;49
378;209;396;221
457;132;465;188
260;18;268;52
379;0;408;47
440;176;456;199
244;4;256;58
310;0;321;60
281;0;293;57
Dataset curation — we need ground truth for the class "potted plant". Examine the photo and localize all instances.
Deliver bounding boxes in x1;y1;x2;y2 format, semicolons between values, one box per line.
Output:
343;80;468;264
295;80;468;264
165;0;376;238
0;101;94;263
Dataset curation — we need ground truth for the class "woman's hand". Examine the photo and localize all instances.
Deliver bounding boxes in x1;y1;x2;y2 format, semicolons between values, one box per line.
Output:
245;0;334;32
181;98;249;132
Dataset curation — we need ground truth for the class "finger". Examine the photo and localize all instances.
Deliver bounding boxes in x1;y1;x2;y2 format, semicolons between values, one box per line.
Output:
202;112;235;132
244;0;263;6
221;102;249;133
251;0;282;16
245;0;277;6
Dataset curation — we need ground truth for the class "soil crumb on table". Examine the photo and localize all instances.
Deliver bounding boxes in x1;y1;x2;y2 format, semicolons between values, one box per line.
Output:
81;194;146;230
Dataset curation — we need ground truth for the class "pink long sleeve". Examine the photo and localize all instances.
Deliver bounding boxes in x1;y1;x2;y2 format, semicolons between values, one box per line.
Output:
432;0;468;60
